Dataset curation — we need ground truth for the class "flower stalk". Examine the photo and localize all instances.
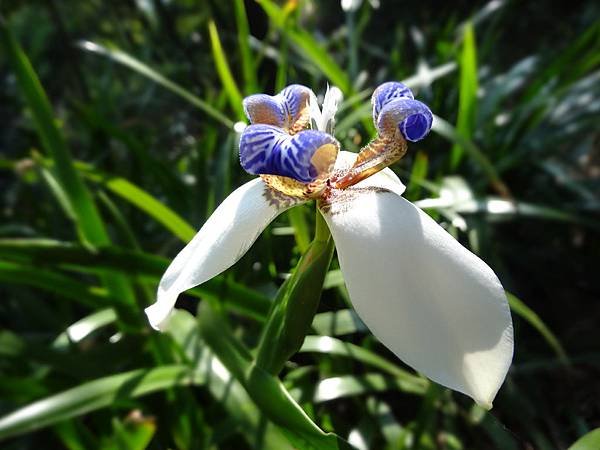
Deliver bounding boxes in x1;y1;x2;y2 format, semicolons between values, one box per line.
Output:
255;208;334;375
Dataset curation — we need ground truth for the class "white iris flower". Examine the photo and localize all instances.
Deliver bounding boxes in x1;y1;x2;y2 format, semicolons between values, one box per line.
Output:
145;82;514;409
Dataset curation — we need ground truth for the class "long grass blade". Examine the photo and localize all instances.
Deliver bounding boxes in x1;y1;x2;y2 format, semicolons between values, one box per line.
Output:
78;40;234;128
233;0;258;93
0;366;202;441
507;292;568;362
207;20;245;120
0;19;136;306
258;0;351;92
450;22;478;169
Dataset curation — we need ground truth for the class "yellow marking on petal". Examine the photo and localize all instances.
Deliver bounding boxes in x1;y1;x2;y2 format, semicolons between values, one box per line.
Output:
310;143;339;177
287;96;311;135
261;174;328;199
251;108;283;126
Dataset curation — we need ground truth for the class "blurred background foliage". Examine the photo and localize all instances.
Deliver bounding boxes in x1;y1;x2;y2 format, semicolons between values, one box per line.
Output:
0;0;599;449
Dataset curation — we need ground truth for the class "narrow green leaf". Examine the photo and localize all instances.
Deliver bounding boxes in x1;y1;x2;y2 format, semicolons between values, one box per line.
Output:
450;22;478;169
53;308;118;348
80;165;196;243
198;303;355;449
0;260;114;308
432;114;510;197
314;373;426;403
0;19;135;306
0;239;272;321
78;41;233;128
404;151;429;201
111;416;156;450
312;309;368;336
0;366;202;441
233;0;258;93
287;206;312;253
287;28;351;93
39;167;78;222
300;335;428;390
208;20;245;120
258;1;351;93
0;19;103;245
507;292;568;362
165;310;295;449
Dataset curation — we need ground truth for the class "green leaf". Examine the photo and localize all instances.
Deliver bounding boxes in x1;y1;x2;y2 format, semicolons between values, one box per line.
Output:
166;310;295;449
53;309;118;349
0;366;202;441
568;428;600;450
233;0;258;93
450;21;478;169
507;292;568;362
208;20;245;121
0;18;136;307
198;303;355;449
312;309;368;336
0;239;272;321
0;19;103;246
287;28;351;93
0;260;115;308
299;336;428;391
110;416;156;450
314;373;426;403
287;206;312;254
258;1;351;93
78;41;233;128
79;164;196;243
404;151;429;201
432;114;510;197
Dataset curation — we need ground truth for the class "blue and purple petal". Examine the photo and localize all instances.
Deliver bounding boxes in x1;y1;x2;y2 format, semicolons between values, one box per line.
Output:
243;85;312;132
243;94;287;128
240;124;338;183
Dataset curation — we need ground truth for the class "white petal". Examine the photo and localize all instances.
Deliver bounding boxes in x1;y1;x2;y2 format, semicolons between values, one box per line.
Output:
321;85;343;132
321;189;513;407
309;91;323;131
145;179;302;330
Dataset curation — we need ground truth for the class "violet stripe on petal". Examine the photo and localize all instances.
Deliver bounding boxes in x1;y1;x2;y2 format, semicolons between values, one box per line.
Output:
240;124;338;183
242;84;312;129
280;84;312;123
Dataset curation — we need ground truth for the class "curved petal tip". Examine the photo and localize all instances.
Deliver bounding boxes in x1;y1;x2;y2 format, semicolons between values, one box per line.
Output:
144;296;175;331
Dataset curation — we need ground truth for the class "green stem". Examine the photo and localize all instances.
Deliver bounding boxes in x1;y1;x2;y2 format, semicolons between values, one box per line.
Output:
255;206;334;374
315;207;331;243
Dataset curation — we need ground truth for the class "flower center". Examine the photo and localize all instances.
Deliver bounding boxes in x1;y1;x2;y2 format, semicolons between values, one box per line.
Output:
239;82;433;199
